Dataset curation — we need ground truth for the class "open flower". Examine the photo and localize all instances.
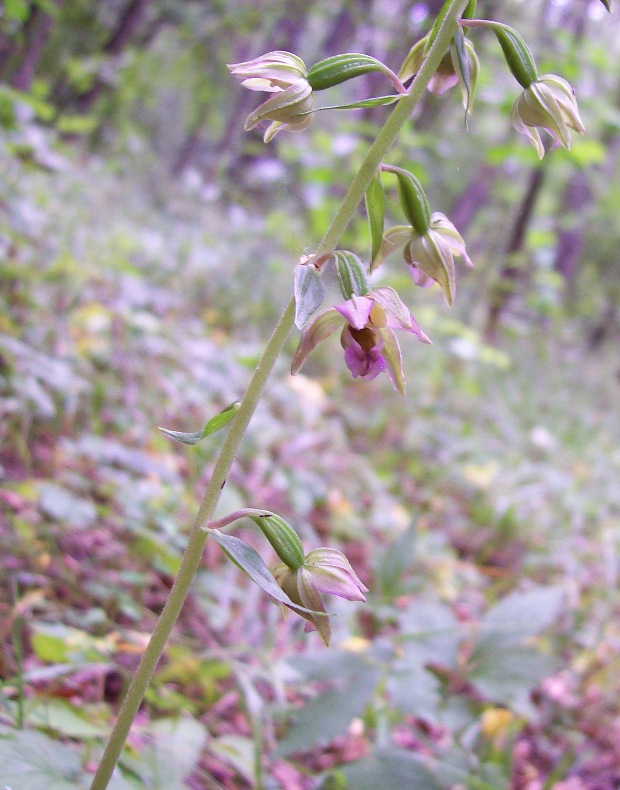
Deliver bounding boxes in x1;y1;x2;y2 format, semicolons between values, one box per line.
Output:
291;287;430;394
376;213;473;306
228;51;314;142
511;74;585;158
274;548;368;645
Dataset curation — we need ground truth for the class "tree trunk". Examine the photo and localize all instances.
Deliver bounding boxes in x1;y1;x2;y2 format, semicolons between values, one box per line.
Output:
10;4;57;91
484;166;547;341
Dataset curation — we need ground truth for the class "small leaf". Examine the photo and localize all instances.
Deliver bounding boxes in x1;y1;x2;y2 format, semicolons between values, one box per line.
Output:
294;261;326;328
453;28;472;119
306;95;402;113
160;401;240;446
365;173;385;265
209;530;324;619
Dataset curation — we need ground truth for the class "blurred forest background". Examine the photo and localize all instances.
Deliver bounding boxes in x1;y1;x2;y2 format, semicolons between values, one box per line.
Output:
1;0;620;787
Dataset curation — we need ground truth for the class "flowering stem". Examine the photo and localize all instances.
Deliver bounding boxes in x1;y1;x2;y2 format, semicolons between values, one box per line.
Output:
90;2;468;787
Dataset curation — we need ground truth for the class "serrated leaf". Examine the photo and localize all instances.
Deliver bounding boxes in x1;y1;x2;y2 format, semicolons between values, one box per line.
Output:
208;530;324;619
294;261;326;328
365;173;385;265
159;401;240;445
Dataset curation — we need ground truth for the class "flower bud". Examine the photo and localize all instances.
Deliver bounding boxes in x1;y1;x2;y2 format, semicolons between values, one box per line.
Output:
461;20;538;89
307;53;404;93
250;513;305;571
332;251;371;300
382;165;430;236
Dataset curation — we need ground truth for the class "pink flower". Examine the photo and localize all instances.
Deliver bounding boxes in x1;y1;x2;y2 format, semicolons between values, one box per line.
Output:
274;548;368;646
291;287;430;394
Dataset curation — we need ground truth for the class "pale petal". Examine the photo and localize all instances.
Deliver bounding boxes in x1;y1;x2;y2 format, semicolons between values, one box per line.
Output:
373;225;413;270
371;286;431;342
378;328;406;394
291;308;343;374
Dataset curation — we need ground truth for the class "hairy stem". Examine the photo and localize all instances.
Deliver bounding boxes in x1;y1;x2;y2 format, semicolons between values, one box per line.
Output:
90;2;468;786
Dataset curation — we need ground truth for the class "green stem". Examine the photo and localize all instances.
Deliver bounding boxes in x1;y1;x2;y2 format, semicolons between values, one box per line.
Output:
90;3;467;786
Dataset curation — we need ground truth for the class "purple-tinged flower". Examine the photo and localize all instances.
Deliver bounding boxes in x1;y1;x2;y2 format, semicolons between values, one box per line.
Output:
291;287;430;394
399;35;479;110
274;548;368;646
376;213;473;307
228;51;314;142
227;51;307;92
511;74;585;159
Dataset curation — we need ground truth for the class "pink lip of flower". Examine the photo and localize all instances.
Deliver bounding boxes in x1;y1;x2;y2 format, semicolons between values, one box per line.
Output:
291;287;431;395
273;547;368;646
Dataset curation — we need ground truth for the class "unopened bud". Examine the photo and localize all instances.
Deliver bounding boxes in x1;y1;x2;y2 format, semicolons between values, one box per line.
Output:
332;251;371;300
382;165;431;236
250;513;305;571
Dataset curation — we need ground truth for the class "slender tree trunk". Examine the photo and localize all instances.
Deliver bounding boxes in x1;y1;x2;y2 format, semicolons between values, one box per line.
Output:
10;3;58;91
484;166;547;340
72;0;151;113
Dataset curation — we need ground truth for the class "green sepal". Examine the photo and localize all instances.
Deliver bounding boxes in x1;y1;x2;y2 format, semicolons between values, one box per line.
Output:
159;401;240;446
333;251;371;300
388;166;431;236
249;512;306;570
307;53;395;91
294;258;327;328
365;172;385;265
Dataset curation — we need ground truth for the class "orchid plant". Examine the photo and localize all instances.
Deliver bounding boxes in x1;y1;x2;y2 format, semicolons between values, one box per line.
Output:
90;1;609;787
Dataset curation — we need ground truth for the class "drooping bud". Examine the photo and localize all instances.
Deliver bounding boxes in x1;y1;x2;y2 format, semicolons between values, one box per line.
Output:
332;251;371;301
307;53;406;94
381;165;431;236
249;513;306;571
461;20;538;89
